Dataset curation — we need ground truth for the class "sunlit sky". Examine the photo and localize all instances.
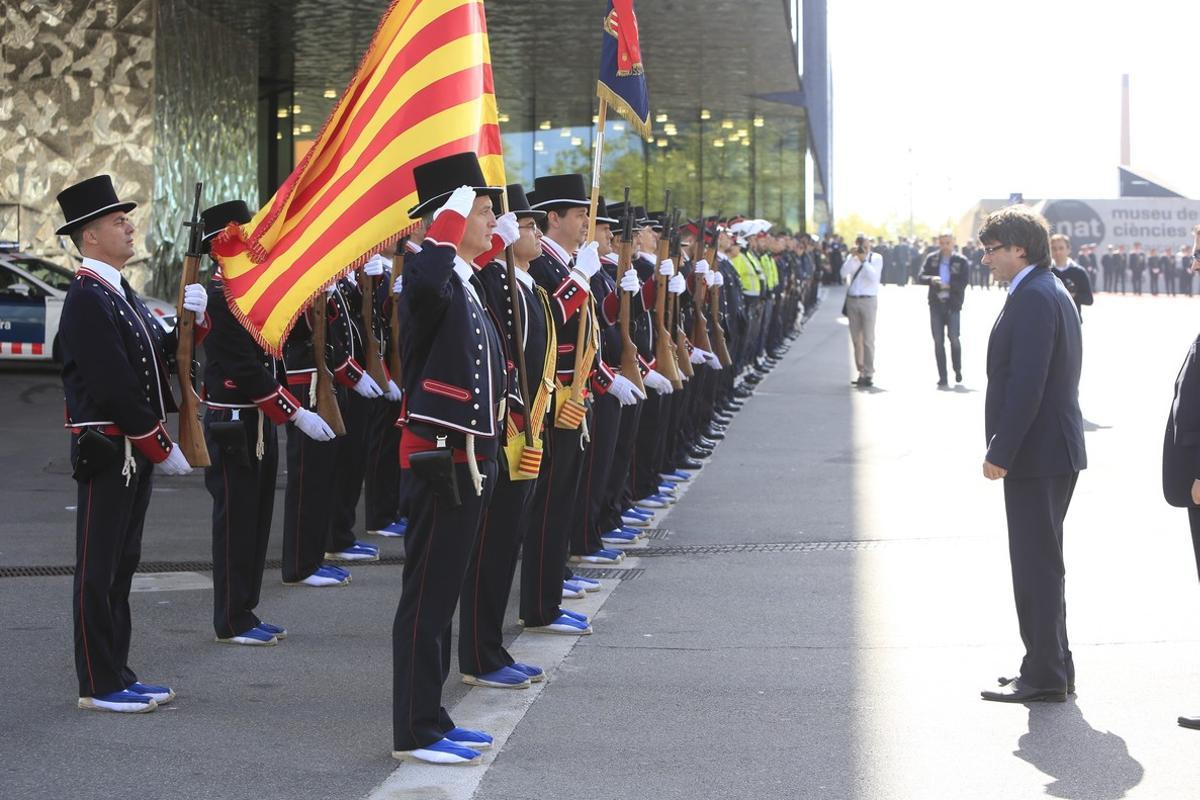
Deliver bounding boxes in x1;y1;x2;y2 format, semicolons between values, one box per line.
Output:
829;0;1200;228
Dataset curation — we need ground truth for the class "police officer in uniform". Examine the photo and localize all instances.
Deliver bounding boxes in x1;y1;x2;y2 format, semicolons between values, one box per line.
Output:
391;153;506;765
199;200;336;647
57;175;207;713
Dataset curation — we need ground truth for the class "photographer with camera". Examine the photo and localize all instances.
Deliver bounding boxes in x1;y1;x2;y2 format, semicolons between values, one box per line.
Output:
841;234;882;388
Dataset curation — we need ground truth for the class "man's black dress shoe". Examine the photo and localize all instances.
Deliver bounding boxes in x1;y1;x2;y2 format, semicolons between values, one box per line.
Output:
981;679;1067;703
998;675;1075;695
1178;716;1200;730
704;428;726;440
689;448;713;460
677;457;705;470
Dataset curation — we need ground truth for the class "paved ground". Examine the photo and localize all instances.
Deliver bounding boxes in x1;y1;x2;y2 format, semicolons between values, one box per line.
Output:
3;282;1200;800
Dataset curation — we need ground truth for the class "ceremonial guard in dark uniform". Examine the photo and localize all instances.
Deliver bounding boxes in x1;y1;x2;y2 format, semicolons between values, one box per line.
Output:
520;173;608;635
57;175;207;713
199;200;335;647
391;153;506;765
457;183;556;688
279;268;370;587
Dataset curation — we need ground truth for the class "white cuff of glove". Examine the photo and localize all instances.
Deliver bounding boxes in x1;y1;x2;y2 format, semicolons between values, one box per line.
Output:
434;185;476;220
291;408;336;441
385;379;402;402
364;254;386;276
658;258;674;277
158;445;193;476
353;373;383;398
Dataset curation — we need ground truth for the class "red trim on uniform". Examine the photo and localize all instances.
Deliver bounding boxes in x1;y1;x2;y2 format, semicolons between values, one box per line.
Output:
424;211;466;249
399;430;485;468
474;234;505;267
32;342;43;356
557;344;575;354
79;480;96;694
420;379;471;403
601;291;619;324
12;342;22;355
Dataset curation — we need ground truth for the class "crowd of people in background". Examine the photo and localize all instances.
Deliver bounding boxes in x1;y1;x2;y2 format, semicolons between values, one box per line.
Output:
815;232;1200;298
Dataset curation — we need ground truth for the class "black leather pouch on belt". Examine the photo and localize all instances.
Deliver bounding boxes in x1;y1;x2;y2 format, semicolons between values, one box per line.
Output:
73;429;121;481
408;435;462;508
209;420;250;468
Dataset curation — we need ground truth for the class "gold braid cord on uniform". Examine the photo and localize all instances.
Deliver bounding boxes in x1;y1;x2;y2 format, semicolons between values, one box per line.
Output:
554;295;599;430
505;287;557;480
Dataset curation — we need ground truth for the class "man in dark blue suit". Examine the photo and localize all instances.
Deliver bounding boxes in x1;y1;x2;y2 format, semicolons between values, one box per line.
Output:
977;205;1087;704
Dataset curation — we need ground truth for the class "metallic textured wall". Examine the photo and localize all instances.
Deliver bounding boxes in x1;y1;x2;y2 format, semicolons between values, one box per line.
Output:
0;0;256;294
0;0;155;273
149;0;256;296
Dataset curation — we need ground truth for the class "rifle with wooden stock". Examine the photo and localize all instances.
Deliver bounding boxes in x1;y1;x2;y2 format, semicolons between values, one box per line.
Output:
653;191;682;388
616;187;645;395
388;250;403;383
310;289;346;436
174;182;211;467
358;265;390;389
708;222;733;367
667;209;694;379
689;211;714;353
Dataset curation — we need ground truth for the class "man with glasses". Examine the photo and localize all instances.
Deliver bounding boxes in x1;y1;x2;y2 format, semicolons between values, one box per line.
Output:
977;205;1086;705
917;231;969;387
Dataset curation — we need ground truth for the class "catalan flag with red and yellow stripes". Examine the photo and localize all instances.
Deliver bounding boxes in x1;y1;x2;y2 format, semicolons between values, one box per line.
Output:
212;0;505;354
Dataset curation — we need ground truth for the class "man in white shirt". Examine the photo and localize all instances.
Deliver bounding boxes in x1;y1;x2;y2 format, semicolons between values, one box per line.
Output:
841;234;882;387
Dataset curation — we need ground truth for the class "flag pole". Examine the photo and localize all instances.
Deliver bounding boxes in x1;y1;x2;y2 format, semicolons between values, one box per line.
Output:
585;96;608;243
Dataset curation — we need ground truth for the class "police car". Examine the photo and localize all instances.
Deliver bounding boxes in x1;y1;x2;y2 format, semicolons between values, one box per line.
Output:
0;242;177;361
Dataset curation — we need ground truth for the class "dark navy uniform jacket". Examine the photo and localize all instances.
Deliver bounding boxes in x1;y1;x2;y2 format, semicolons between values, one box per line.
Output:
202;271;299;425
473;257;549;428
398;213;507;458
528;237;589;386
281;283;362;399
59;263;206;461
985;266;1087;477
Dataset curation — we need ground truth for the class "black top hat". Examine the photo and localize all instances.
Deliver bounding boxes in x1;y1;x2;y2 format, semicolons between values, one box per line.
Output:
529;174;589;211
55;175;137;236
505;184;544;219
642;208;663;231
594;196;618;226
200;200;252;253
407;152;502;218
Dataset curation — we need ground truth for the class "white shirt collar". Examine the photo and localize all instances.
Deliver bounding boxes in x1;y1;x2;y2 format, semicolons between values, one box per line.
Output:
80;257;126;298
541;236;572;266
1008;264;1037;294
453;256;483;306
514;266;534;289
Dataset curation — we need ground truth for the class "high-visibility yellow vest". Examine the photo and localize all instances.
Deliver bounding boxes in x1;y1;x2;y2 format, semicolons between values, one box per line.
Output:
731;252;762;296
755;251;779;290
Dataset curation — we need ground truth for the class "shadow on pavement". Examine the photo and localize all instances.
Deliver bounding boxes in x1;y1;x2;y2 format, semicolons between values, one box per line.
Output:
1014;703;1144;799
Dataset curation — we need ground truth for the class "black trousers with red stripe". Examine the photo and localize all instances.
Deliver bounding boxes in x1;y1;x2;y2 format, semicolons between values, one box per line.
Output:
71;434;151;697
204;408;278;639
458;470;534;676
520;421;588;627
282;390;344;582
393;458;497;751
364;398;403;530
570;391;621;554
599;401;643;531
328;388;370;552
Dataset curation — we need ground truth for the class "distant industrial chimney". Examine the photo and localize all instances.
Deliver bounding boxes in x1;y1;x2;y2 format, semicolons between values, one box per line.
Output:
1120;74;1130;167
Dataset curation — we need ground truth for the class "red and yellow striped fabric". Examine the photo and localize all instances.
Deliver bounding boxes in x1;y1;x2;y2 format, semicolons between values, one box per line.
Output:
213;0;505;354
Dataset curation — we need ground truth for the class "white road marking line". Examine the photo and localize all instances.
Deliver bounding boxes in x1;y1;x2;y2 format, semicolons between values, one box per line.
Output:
365;562;636;800
130;571;212;593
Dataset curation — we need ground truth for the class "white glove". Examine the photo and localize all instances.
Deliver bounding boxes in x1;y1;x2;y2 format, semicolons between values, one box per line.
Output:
706;271;724;288
689;347;706;365
343;269;358;287
620;268;640;293
353;373;384;398
573;241;601;280
668;273;686;294
701;349;722;369
393;274;404;294
325;282;338;296
433;185;476;220
658;258;674;277
291;407;336;441
385;379;402;402
644;368;674;395
364;254;386;276
494;212;520;247
694;259;710;276
182;283;207;321
157;445;193;476
608;374;641;406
